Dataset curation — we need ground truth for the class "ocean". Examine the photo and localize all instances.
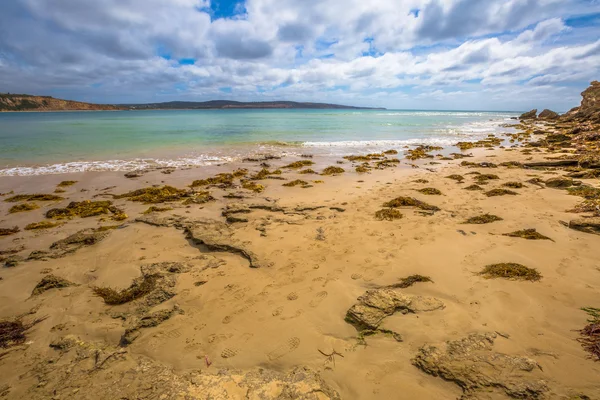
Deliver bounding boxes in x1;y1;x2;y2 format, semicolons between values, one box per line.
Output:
0;109;519;176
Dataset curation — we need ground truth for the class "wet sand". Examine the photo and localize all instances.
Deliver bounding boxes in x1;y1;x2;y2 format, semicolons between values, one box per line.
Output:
0;132;599;399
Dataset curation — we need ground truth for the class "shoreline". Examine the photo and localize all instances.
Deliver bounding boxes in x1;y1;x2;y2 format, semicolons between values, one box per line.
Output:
1;107;600;399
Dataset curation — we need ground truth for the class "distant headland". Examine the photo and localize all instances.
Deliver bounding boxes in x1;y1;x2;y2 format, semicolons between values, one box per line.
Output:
0;93;384;111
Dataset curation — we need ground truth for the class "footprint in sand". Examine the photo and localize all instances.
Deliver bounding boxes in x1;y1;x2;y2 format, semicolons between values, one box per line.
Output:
221;348;239;359
287;292;299;301
272;306;283;317
309;291;328;308
351;273;362;280
222;315;233;324
207;333;232;344
267;337;301;361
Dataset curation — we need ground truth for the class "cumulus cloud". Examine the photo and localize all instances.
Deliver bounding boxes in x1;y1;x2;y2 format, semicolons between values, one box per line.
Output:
0;0;599;110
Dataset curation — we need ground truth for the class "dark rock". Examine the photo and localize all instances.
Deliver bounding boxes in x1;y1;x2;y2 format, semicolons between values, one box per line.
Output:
567;217;600;235
538;109;559;119
545;176;574;188
519;109;537;120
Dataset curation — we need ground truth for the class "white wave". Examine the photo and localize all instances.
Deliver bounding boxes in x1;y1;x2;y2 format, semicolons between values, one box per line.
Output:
303;137;462;147
0;156;235;177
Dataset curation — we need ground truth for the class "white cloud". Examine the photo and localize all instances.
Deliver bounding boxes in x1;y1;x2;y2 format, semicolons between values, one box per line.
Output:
0;0;599;110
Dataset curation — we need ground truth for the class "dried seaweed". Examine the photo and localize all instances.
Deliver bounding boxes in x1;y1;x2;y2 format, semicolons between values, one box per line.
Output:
478;263;541;281
417;188;442;195
578;308;600;361
0;226;20;236
0;316;46;349
383;196;440;211
241;181;265;193
464;184;483;191
142;206;173;214
24;221;62;230
463;214;503;224
387;274;433;289
57;181;77;187
31;274;76;295
92;274;158;305
4;194;63;202
502;229;552;241
115;186;188;203
46;200;126;219
282;160;314;169
485;189;518;197
283;179;309;187
445;174;464;182
375;208;403;221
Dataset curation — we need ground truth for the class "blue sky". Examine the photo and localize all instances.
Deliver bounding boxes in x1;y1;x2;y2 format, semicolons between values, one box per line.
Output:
1;0;600;111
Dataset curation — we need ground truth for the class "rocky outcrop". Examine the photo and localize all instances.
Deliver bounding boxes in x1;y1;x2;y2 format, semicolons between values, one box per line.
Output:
567;217;600;235
345;288;444;334
545;176;576;189
28;229;111;260
0;94;122;112
538;109;559;119
35;336;340;400
412;332;548;399
519;109;537;120
564;81;600;122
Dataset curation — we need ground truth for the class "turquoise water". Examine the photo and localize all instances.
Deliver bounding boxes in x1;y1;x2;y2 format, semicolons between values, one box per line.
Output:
0;109;518;175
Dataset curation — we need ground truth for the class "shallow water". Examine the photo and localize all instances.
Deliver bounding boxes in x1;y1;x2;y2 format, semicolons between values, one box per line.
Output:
0;109;518;175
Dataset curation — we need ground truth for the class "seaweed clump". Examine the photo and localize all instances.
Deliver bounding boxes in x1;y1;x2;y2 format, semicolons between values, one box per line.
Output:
485;189;518;197
445;174;464;182
383;196;440;211
567;186;600;200
283;179;309;187
282;160;314;169
355;165;371;173
190;169;247;187
5;194;63;202
31;274;76;296
578;307;600;361
502;182;525;189
413;179;429;184
417;188;442;195
503;229;552;241
568;199;600;215
0;226;20;236
375;208;403;221
463;214;503;224
474;174;500;184
115;186;188;203
181;191;215;205
298;169;316;174
92;274;158;305
464;184;483;191
9;203;39;213
250;168;282;180
387;274;432;289
477;263;541;281
321;166;345;175
241;181;265;193
46;200;125;219
344;153;384;162
25;221;62;230
406;145;442;160
0;316;45;349
57;181;77;187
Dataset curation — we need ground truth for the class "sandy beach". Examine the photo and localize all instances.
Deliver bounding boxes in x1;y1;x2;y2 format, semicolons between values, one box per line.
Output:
1;87;600;400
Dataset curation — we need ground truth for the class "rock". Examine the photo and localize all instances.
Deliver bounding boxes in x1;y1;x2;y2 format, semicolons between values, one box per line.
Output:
568;217;600;235
31;274;76;296
545;133;571;143
545;176;574;188
29;229;110;260
564;81;600;122
49;335;80;352
538;109;559;119
188;367;341;400
519;109;537;120
124;170;145;178
412;332;548;398
345;288;444;331
120;306;181;346
3;255;24;268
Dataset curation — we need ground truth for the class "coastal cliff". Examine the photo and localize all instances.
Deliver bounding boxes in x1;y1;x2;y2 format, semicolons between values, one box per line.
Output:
0;94;122;112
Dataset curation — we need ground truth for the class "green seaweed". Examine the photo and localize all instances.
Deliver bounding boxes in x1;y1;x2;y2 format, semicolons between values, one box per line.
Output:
9;203;39;213
115;186;188;203
282;160;314;169
321;166;345;175
5;194;63;202
46;200;125;219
